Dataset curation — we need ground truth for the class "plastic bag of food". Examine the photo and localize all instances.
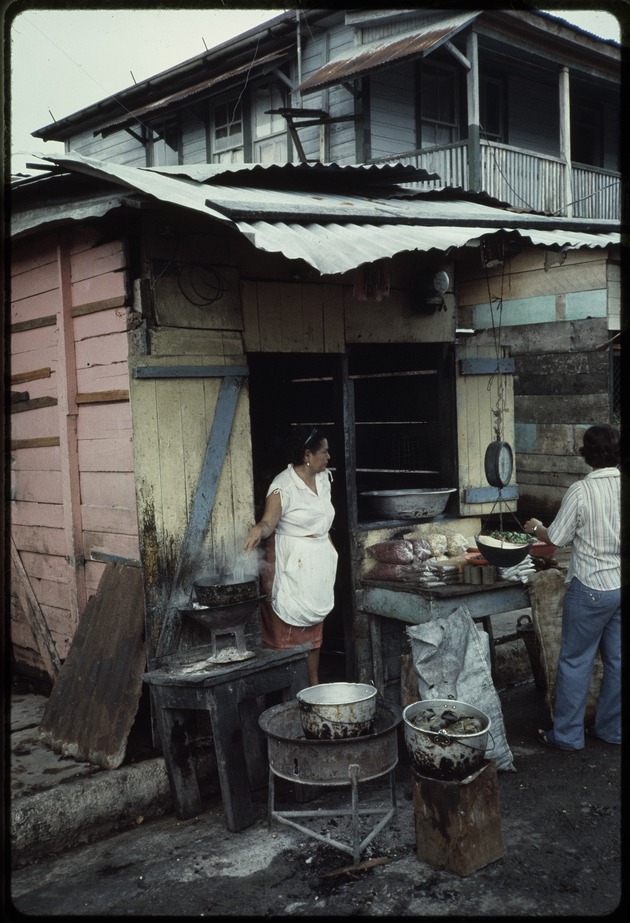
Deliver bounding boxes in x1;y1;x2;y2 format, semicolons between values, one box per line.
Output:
424;532;447;557
446;532;469;556
410;537;432;563
365;562;411;580
366;539;414;564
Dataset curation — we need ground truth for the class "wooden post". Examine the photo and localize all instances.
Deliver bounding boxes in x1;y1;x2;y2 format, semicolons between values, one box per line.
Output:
412;761;504;876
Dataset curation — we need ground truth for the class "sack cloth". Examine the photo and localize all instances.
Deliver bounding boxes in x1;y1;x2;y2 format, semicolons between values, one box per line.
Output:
407;606;515;772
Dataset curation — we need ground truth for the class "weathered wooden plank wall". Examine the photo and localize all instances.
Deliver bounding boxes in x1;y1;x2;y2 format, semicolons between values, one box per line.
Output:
10;227;139;682
131;227;255;656
458;246;618;520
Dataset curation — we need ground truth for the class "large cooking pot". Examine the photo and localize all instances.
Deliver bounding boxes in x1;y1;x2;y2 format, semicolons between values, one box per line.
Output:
297;682;377;740
193;573;259;607
403;699;491;781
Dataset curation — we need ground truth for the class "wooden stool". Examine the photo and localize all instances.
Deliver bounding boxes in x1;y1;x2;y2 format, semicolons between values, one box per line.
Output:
143;644;310;832
411;760;504;876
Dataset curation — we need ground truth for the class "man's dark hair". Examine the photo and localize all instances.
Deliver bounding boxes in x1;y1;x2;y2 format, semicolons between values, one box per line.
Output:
579;424;620;468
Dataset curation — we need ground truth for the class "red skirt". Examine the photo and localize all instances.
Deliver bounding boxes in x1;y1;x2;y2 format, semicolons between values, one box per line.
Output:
260;535;324;651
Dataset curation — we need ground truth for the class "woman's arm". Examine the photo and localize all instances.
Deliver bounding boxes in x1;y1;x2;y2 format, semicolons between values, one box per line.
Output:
243;490;282;553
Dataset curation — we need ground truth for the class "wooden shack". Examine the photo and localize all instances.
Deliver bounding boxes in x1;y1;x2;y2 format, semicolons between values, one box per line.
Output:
9;160;619;703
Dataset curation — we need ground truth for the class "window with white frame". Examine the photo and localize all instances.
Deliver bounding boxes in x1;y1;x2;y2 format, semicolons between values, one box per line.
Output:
212;98;244;163
253;83;288;163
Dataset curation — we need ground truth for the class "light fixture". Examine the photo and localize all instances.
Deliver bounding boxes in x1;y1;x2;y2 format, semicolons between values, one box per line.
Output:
412;270;451;313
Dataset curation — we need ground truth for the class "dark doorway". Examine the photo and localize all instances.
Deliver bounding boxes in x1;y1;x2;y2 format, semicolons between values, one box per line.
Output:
246;344;457;679
246;352;350;675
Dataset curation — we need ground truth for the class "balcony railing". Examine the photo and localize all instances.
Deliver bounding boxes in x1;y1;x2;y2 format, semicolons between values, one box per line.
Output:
370;140;620;221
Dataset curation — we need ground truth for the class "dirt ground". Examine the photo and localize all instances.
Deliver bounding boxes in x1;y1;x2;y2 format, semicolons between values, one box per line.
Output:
9;641;622;918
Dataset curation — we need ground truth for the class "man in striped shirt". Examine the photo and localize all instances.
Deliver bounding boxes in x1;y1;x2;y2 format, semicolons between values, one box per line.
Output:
524;424;621;751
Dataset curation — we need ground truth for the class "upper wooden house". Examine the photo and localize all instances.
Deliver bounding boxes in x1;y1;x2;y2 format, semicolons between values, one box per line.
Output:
32;8;621;221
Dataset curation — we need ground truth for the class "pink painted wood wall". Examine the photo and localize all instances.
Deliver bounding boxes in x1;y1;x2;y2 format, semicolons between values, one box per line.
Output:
10;226;140;681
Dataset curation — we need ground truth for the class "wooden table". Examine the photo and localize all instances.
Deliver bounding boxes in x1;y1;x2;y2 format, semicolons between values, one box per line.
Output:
143;644;310;832
360;578;530;686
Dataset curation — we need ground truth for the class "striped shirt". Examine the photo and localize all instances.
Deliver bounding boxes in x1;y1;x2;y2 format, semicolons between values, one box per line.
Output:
547;467;620;591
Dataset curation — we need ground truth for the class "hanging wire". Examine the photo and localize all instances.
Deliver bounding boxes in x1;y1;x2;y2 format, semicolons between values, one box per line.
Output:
482;237;512;536
483;240;509;444
149;233;228;306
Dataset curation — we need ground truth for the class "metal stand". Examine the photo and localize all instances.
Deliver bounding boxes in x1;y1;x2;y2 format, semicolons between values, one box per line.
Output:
268;763;397;863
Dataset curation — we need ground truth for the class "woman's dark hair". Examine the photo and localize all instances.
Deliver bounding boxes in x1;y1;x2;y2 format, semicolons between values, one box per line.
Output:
579;424;620;468
287;425;326;466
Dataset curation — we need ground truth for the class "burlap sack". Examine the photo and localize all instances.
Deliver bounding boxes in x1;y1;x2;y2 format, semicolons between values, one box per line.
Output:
527;569;603;725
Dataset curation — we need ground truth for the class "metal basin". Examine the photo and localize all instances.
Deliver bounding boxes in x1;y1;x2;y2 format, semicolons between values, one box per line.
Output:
259;701;401;785
360;488;456;520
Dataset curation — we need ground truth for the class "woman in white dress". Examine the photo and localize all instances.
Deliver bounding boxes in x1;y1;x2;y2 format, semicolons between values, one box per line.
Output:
243;426;338;686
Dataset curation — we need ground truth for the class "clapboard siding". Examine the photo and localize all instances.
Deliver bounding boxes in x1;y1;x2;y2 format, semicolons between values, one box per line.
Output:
181;109;208;162
11;524;68;557
67;127;146;165
10;227;139;681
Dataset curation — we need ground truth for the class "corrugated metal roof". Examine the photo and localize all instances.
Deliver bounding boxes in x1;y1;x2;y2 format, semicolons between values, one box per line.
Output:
146;160;440;185
297;11;480;94
99;45;293;135
12;153;619;276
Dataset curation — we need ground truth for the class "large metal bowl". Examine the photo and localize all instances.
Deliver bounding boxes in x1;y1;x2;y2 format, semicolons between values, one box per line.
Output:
360;488;456;520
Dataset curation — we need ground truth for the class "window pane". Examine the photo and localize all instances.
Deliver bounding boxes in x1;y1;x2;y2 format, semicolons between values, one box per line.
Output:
214;99;242;151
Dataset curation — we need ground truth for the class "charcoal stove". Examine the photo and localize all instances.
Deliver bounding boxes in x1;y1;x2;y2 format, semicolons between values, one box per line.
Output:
179;596;265;664
259;700;402;863
177;573;264;665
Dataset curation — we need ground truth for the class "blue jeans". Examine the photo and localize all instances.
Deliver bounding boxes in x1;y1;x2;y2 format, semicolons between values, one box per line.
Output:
548;577;621;749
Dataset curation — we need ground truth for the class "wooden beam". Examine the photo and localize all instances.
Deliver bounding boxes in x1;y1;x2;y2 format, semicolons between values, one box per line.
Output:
10;536;61;679
71;296;127;317
11;436;61;450
11;367;52;384
56;231;87;623
133;365;248;379
11;315;57;333
75;390;130;404
10;396;58;413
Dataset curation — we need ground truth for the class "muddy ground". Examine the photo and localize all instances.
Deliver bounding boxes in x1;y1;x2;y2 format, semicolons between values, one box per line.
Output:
9;641;622;918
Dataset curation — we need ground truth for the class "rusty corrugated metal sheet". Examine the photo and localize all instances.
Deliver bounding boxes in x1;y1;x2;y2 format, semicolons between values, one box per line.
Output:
38;563;146;769
99;45;293;135
297;11;480;94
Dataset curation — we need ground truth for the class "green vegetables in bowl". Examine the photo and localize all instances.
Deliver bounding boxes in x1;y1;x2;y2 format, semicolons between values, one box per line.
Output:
487;530;534;546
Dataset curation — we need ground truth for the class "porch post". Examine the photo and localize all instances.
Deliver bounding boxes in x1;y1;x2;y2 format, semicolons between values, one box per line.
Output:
466;30;481;193
559;65;573;217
